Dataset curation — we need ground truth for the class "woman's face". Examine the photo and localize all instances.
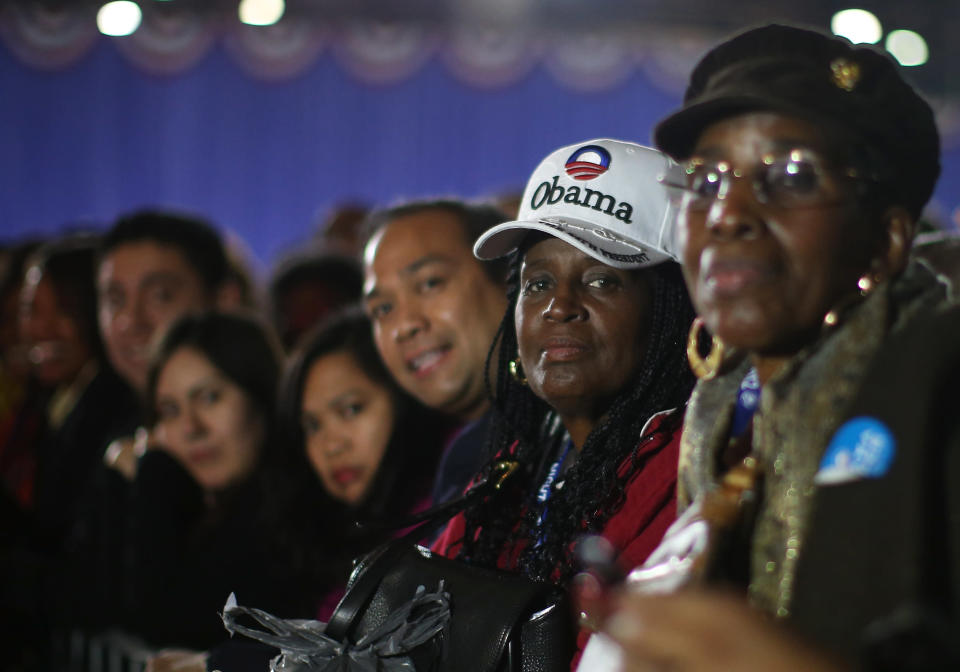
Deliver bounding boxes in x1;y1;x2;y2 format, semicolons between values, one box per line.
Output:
153;347;264;492
301;350;395;506
677;112;877;362
515;237;652;425
19;273;92;387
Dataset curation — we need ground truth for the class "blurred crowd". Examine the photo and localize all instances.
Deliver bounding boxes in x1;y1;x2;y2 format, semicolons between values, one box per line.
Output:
0;201;474;669
3;22;960;672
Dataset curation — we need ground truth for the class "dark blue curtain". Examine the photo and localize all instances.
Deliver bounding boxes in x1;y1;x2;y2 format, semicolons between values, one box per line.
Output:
2;38;958;265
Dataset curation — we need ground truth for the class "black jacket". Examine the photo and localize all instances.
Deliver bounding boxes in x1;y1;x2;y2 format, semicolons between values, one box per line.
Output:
791;304;960;670
127;450;315;650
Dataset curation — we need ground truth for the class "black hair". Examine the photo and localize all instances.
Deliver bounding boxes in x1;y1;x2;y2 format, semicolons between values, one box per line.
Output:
362;199;511;284
269;308;453;583
456;251;696;584
144;311;282;463
223;251;260;311
25;233;107;365
100;209;229;295
268;252;363;349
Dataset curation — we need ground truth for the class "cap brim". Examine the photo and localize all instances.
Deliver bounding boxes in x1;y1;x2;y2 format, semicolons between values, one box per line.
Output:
655;94;791;159
474;217;671;270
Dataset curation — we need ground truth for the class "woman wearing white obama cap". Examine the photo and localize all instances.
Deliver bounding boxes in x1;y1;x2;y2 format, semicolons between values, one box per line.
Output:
431;138;696;667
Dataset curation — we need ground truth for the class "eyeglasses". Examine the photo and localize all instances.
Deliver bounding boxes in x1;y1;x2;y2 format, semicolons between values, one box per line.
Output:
660;149;867;211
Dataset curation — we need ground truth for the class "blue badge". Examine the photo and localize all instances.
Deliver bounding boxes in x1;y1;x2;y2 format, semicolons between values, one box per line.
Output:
814;416;896;485
730;368;760;437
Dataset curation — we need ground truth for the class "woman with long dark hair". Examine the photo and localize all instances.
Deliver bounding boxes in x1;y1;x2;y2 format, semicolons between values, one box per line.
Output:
128;311;307;653
433;139;696;665
17;234;140;547
1;234;141;670
148;310;452;672
271;308;452;618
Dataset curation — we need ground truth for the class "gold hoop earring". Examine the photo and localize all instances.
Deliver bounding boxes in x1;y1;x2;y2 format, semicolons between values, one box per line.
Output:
509;357;527;385
687;317;725;381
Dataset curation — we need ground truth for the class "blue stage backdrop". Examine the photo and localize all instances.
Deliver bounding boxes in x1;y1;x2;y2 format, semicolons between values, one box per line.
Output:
2;37;958;267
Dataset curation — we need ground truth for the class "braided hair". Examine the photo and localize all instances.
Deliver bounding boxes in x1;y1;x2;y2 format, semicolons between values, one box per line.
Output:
456;246;696;584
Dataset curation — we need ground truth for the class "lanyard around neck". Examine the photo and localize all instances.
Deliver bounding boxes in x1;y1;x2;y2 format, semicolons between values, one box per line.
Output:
731;367;760;438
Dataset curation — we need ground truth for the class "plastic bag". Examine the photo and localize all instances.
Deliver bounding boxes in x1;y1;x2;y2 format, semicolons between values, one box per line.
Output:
221;583;451;672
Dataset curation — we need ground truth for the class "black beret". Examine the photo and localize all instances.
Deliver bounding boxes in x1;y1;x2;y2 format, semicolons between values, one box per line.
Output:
654;24;940;218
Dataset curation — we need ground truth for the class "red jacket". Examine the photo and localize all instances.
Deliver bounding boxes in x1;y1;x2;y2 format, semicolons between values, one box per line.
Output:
432;410;682;667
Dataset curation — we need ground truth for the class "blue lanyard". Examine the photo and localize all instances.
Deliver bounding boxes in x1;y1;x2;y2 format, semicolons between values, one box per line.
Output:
534;437;574;547
730;367;760;438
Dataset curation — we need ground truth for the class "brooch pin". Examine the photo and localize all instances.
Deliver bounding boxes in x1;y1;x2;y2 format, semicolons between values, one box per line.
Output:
830;57;860;91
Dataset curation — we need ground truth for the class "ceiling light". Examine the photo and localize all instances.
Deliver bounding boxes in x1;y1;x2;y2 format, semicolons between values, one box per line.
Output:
886;30;928;66
239;0;285;26
831;9;882;44
97;1;142;37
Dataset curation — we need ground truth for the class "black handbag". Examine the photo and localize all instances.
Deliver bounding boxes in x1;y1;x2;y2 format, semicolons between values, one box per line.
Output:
324;539;572;672
222;460;574;671
325;456;573;672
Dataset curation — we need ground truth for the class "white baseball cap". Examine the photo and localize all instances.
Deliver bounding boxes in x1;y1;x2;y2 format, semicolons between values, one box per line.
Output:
474;139;684;269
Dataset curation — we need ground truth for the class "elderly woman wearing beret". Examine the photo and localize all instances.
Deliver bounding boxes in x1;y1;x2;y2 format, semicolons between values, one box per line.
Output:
581;24;960;671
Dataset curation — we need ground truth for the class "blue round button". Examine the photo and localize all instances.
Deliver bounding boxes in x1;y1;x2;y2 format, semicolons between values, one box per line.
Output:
815;416;896;485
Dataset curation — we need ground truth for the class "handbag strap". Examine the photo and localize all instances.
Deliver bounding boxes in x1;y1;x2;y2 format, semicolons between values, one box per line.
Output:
355;455;522;541
325;456;522;642
324;541;409;641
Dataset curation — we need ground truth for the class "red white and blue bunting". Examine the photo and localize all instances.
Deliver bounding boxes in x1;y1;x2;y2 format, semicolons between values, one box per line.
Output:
3;4;957;145
0;3;711;91
0;5;100;70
